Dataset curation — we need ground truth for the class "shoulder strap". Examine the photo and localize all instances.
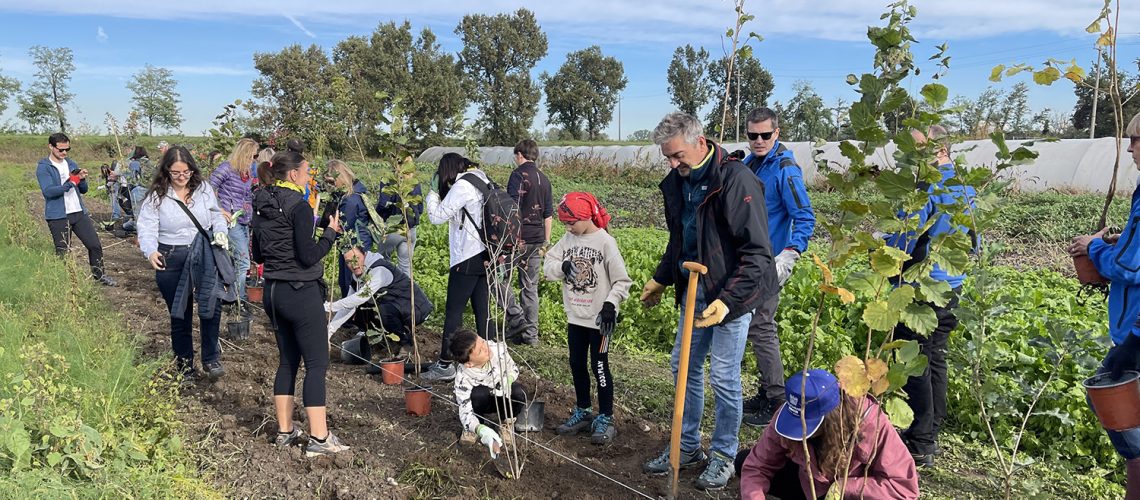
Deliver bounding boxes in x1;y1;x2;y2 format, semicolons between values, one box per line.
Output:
173;197;212;240
457;175;487;231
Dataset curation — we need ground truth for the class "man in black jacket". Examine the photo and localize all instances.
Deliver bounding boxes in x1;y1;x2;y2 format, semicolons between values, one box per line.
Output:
639;112;777;491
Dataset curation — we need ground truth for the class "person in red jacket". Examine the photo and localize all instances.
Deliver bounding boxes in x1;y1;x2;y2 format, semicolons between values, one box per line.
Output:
737;369;919;500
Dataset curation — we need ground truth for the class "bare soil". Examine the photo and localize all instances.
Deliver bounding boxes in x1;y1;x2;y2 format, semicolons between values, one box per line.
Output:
52;196;742;499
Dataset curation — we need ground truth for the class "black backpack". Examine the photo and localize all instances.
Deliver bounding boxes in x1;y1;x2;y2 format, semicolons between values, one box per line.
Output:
459;174;521;255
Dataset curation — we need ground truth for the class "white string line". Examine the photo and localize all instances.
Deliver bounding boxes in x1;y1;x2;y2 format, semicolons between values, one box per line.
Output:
326;338;655;500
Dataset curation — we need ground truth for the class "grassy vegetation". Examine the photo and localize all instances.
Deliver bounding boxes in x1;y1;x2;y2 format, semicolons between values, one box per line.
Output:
0;162;217;497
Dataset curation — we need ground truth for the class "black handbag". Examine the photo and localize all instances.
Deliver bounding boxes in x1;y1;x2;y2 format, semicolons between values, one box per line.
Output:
172;197;239;304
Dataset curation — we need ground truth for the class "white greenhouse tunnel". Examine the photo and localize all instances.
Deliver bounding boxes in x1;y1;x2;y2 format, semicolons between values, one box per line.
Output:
418;137;1137;194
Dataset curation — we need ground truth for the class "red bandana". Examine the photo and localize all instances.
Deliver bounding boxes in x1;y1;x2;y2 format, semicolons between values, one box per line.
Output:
557;192;611;230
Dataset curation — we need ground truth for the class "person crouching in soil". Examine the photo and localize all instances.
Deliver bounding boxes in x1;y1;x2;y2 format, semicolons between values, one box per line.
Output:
736;369;918;500
450;328;526;459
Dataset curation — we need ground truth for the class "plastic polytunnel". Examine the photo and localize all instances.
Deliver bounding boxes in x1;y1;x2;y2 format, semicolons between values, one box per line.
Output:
417;137;1136;194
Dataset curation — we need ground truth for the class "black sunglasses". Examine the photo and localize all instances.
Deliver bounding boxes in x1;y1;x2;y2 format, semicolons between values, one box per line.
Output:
747;131;775;141
55;146;71;152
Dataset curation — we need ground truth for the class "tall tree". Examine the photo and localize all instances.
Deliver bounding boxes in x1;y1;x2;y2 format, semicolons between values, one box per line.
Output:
27;46;75;133
127;64;182;135
17;91;54;133
781;80;830;141
251;44;337;153
0;57;18;116
406;28;467;144
456;9;548;145
666;45;712;117
997;82;1031;138
704;54;774;138
541;46;628;140
1072;65;1140;138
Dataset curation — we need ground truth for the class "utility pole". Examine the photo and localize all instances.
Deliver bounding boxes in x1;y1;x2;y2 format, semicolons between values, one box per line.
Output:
1091;44;1103;139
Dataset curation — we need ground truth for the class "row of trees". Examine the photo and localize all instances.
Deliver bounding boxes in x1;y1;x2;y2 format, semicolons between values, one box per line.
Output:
0;46;183;135
248;9;629;154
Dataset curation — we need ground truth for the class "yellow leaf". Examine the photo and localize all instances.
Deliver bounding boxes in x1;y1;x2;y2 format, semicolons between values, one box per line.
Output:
1097;27;1114;47
865;358;888;381
812;253;834;284
835;355;870;397
821;284;856;304
871;376;890;396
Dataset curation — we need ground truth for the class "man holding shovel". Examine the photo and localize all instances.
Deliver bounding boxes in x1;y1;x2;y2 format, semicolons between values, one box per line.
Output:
639;112;777;491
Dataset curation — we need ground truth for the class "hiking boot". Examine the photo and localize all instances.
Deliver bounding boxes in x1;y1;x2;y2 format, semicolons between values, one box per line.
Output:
274;427;304;447
204;360;225;381
742;396;781;427
305;432;350;457
557;407;594;435
694;452;734;490
590;414;616;445
643;447;707;476
510;335;539;346
420;361;456;383
96;275;117;287
911;451;935;468
743;392;767;413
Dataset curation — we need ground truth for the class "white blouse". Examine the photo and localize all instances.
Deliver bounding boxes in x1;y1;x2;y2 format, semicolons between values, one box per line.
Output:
425;170;488;267
136;183;227;257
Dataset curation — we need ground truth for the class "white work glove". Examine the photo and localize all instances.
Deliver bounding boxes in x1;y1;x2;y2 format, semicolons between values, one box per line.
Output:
323;301;334;313
774;249;800;287
476;425;502;458
212;232;230;251
872;231;887;241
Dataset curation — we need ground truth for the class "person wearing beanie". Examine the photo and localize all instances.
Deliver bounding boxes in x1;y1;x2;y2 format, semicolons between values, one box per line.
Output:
544;192;632;445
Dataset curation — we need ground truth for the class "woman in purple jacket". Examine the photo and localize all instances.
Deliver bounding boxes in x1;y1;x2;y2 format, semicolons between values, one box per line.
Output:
209;138;258;306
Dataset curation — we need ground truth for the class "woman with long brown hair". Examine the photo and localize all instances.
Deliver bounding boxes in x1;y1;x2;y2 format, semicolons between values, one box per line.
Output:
737;369;918;499
136;146;230;381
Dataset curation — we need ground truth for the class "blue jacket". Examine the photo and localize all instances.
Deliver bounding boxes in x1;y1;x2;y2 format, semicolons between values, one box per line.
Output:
339;180;375;251
744;142;815;253
376;182;424;229
1090;188;1140;345
885;163;975;289
36;157;88;220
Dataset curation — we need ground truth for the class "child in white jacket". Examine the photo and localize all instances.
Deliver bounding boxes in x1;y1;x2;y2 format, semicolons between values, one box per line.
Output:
450;328;524;458
543;192;632;445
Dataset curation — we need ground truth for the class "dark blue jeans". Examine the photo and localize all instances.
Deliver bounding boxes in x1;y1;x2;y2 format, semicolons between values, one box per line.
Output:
156;244;221;373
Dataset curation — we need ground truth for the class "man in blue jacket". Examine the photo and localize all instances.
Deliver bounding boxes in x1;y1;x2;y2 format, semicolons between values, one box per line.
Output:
739;107;816;427
887;125;974;467
36;133;115;286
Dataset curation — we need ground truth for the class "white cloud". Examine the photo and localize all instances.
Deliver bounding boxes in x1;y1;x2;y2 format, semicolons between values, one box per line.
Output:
0;0;1127;44
284;14;317;38
96;26;108;43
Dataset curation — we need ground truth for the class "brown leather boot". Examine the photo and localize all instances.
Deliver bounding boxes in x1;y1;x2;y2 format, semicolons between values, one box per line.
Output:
1127;457;1140;500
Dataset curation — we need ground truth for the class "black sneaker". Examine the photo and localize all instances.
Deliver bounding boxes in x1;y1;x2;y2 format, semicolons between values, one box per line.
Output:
204;360;225;381
911;451;934;468
742;397;781;427
557;407;594;435
743;392;766;413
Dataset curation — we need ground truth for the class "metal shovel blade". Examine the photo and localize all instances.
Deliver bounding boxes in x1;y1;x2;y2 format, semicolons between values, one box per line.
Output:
493;453;522;479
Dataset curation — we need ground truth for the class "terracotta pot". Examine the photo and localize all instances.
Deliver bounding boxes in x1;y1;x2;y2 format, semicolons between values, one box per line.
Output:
1073;255;1108;285
247;286;264;303
380;357;405;385
405;386;432;416
1085;370;1140;431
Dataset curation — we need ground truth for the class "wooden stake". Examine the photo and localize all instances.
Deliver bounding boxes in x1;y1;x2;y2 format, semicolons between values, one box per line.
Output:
670;261;708;498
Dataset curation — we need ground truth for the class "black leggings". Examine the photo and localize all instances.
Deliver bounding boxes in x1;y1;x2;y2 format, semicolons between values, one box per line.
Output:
568;324;613;416
47;212;105;279
441;254;489;361
265;279;329;407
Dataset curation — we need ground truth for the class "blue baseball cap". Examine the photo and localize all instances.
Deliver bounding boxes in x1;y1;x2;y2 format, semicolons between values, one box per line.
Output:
773;369;841;441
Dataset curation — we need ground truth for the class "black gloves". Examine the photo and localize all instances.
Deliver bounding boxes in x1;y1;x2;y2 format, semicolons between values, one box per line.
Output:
597;302;617;338
1106;334;1140;380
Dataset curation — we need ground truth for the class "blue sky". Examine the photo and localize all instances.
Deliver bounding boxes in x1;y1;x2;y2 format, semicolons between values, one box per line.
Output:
0;0;1132;141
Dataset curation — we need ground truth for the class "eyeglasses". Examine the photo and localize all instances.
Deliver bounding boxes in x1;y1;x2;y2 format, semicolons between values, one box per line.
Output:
746;131;775;141
54;146;71;152
169;170;192;178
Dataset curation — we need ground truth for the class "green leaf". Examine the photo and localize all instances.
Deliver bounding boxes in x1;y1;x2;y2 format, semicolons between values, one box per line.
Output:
989;65;1005;82
901;302;938;336
47;451;63;467
863;300;900;331
897;339;921;363
874;170;916;199
845;270;880;296
881;88;910;113
839;141;866;165
919;83;949;109
1033;67;1062;86
846;74;858;85
870;245;911;277
888;286;915;311
884;396;915;428
916;276;953;307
